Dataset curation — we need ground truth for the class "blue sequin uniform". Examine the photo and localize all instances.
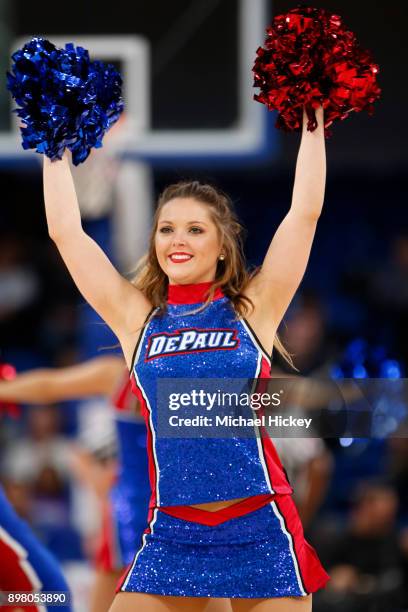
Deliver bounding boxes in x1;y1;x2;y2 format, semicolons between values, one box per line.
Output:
119;284;329;597
131;292;292;508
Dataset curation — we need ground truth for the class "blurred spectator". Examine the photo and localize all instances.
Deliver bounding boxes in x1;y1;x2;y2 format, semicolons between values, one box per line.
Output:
272;435;332;530
271;292;335;528
370;233;408;309
1;405;74;556
69;396;118;559
387;438;408;522
315;481;408;612
369;233;408;365
0;232;41;347
2;405;71;490
0;230;78;361
275;290;336;375
342;232;408;367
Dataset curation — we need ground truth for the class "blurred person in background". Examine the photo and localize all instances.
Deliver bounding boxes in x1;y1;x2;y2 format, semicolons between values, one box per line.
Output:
0;483;73;612
274;291;336;376
0;410;72;611
341;231;408;365
271;435;332;532
1;404;72;537
387;438;408;522
0;232;41;348
368;232;408;365
0;355;142;612
314;481;408;612
0;222;79;362
0;357;231;612
271;292;334;530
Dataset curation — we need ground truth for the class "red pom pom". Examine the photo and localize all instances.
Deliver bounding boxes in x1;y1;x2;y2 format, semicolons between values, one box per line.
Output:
0;362;20;419
253;6;381;134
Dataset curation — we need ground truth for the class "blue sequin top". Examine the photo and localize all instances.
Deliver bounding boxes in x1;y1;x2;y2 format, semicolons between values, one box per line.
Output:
131;282;292;507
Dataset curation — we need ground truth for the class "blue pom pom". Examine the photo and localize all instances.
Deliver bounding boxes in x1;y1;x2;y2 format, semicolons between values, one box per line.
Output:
7;38;124;165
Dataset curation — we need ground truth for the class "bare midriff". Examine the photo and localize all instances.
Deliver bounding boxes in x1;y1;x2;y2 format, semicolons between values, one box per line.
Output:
189;496;248;512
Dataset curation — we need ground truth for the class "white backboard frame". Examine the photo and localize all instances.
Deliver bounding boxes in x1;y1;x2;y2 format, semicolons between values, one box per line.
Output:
0;0;272;164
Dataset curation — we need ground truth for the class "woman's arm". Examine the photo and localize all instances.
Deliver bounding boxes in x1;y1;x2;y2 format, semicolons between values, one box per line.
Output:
43;154;152;354
296;451;333;528
0;356;125;403
247;106;326;328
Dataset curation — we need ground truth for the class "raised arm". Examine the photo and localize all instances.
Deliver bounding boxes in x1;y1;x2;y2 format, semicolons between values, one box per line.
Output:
247;106;326;328
0;356;125;403
43;154;152;363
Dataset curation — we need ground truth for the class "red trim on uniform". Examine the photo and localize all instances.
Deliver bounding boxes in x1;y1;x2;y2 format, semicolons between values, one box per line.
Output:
252;358;293;496
260;434;293;495
94;500;122;572
116;562;132;593
274;495;330;593
260;355;271;378
129;373;141;399
115;506;157;593
0;535;40;611
112;373;134;412
160;494;275;526
143;506;156;533
167;282;224;305
130;373;157;510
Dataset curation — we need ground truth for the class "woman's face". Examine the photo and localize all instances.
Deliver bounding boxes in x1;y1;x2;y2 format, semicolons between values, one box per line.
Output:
155;197;223;285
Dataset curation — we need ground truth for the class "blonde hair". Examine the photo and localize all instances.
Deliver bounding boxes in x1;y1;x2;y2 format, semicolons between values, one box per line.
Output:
132;180;294;367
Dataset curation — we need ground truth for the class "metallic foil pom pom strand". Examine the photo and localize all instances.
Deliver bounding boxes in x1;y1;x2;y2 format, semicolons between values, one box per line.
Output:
7;38;124;165
253;6;381;135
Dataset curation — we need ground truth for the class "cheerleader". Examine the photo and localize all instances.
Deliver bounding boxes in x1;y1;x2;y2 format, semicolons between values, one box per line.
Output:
0;483;72;612
40;105;329;611
0;356;149;612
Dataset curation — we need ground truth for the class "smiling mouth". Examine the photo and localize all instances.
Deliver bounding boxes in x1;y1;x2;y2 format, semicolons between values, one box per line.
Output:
168;254;194;263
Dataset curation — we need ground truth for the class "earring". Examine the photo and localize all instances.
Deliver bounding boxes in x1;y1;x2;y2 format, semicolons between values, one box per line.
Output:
219;254;225;261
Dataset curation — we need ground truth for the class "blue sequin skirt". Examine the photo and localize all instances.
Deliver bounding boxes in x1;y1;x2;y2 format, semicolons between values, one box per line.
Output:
118;496;329;598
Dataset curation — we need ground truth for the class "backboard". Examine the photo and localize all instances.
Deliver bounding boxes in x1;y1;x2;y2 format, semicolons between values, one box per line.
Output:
1;0;277;166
